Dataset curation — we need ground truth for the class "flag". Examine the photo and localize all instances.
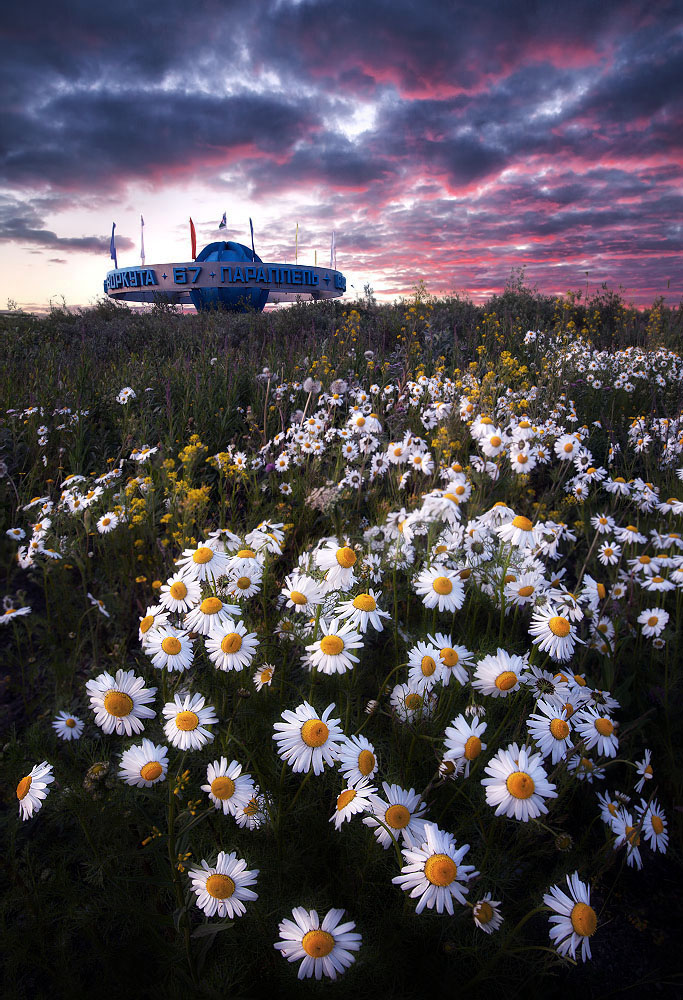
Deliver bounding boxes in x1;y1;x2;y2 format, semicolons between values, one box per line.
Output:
190;217;197;260
109;222;117;269
140;215;145;266
330;230;336;270
249;217;255;261
218;211;226;230
295;222;298;263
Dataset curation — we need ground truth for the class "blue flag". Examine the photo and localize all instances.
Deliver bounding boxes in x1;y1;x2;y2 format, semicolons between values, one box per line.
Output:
218;211;227;230
109;222;118;269
249;217;255;261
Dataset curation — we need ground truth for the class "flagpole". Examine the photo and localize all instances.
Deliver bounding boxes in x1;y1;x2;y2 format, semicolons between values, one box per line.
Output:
295;223;298;264
140;215;145;267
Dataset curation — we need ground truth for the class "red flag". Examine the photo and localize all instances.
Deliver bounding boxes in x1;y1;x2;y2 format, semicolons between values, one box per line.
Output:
190;217;197;260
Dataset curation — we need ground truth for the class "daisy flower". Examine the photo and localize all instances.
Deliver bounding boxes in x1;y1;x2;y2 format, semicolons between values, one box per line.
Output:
175;541;229;583
426;633;473;686
162;692;218;751
390;683;437;723
86;668;157;736
481;743;558;821
611;808;643;869
201;758;254;816
274;907;361;981
281;573;326;614
407;639;444;691
272;702;345;775
158;574;201;614
574;707;619;757
363;782;428;849
504;571;546;608
16;761;54;821
145;626;195;672
330;777;377;830
597;540;621;566
52;710;85;741
638;797;668;853
567;754;606;783
96;512;119;534
528;606;584;662
235;789;268;830
495;514;543;551
305;617;363;675
473;894;504;934
413;566;465;613
188;851;258;919
544;871;597;962
637;608;669;637
336;735;379;784
334;589;391;633
472;649;528;698
138;605;170;646
118;739;168;787
183;595;238;636
205;619;259;672
634;749;654;793
443;714;488;776
314;540;358;591
392;823;478;915
526;697;572;762
253;663;275;691
227;568;263;600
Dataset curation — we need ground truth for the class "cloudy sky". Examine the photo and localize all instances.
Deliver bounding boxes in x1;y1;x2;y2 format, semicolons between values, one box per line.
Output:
1;0;681;311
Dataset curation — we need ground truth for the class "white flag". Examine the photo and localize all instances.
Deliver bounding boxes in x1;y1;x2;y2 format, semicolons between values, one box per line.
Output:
140;215;145;266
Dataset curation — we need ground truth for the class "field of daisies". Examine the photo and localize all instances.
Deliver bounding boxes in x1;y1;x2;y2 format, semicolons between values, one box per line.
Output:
2;285;682;998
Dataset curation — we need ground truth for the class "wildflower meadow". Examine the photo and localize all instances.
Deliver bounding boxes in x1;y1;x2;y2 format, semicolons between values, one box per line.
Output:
2;283;682;998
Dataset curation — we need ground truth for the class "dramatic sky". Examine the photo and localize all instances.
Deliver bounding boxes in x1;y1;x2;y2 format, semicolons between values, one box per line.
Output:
1;0;681;311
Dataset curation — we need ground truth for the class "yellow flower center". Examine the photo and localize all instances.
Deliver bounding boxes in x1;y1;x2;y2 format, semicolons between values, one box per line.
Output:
651;815;664;835
404;693;423;710
200;597;222;615
385;804;411;829
495;671;518;691
647;615;659;627
443;492;460;503
517;454;529;464
356;416;365;427
16;775;32;800
104;691;134;717
518;585;534;597
336;789;357;811
65;718;76;728
570;902;597;937
205;874;235;900
475;901;494;924
432;576;453;595
625;825;641;847
336;546;356;568
563;442;574;453
101;517;111;526
594;717;614;737
421;655;436;676
464;736;482;760
597;583;606;599
357;749;375;775
550;719;569;740
301;719;329;747
220;632;243;654
644;765;653;775
548;616;571;638
353;594;376;612
506;771;535;799
236;576;251;590
320;635;344;656
211;776;236;800
301;929;335;958
140;761;163;782
237;548;255;558
290;590;308;605
512;515;533;531
161;636;182;656
140;615;154;633
489;435;502;447
424;853;457;886
440;647;459;667
175;710;199;731
169;581;188;600
192;547;214;564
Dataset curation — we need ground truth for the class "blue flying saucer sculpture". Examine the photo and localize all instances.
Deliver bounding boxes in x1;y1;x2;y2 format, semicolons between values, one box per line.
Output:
104;240;346;312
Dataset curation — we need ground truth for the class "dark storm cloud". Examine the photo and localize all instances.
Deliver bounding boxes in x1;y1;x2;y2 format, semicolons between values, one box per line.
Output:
0;196;134;254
